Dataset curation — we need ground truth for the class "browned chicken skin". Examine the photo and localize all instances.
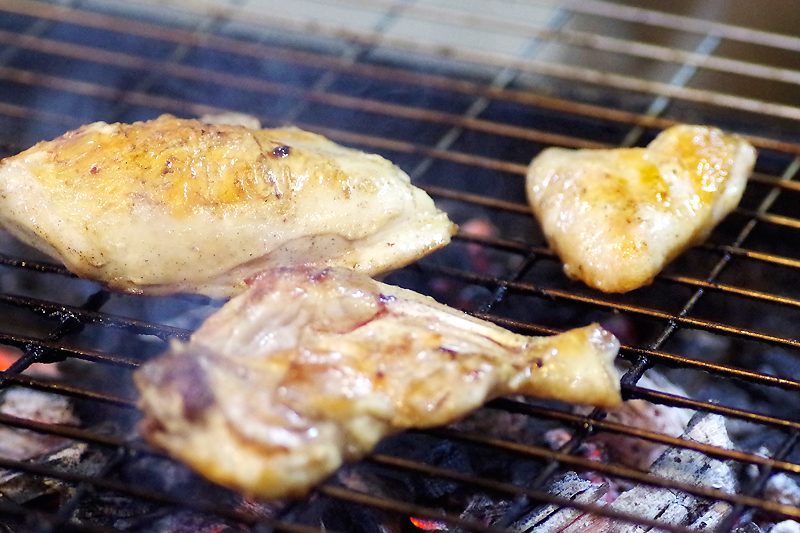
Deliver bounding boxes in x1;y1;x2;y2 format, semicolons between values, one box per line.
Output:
527;125;756;292
135;266;621;499
0;115;455;297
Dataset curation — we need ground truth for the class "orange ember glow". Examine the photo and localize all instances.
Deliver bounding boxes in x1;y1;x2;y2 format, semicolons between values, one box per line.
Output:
409;517;448;531
0;347;19;371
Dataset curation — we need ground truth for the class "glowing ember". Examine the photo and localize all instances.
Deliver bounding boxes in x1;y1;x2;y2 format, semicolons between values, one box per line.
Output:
409;517;449;531
0;347;19;371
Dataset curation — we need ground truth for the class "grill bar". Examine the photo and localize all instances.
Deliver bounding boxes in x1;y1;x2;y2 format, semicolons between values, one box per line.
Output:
0;334;139;367
489;398;800;475
126;0;800;120
628;387;800;431
0;370;135;407
716;429;800;532
429;427;800;520
0;457;328;533
0;406;751;533
0;291;189;340
1;8;799;187
407;7;576;182
0;34;608;152
2;1;800;532
46;449;129;533
305;0;800;89
641;150;799;360
369;454;703;533
426;264;800;350
11;41;800;290
535;0;800;52
3;0;800;156
4;389;796;532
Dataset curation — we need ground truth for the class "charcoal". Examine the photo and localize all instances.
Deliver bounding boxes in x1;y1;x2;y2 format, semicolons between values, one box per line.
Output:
108;507;244;533
585;370;693;472
0;441;114;506
771;521;800;533
514;472;610;532
516;413;737;532
764;473;800;508
454;493;512;531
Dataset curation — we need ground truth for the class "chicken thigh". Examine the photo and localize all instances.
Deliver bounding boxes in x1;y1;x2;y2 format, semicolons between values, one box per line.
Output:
0;115;455;297
526;125;756;292
135;266;621;499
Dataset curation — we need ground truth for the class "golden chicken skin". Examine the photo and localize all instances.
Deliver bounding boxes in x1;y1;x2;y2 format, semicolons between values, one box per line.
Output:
0;115;455;297
526;125;756;292
135;266;621;499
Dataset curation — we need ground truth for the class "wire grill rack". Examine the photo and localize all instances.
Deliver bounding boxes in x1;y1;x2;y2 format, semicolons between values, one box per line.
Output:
3;1;800;532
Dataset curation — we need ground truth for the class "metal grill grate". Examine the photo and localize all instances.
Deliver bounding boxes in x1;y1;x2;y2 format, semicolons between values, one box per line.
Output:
3;1;800;532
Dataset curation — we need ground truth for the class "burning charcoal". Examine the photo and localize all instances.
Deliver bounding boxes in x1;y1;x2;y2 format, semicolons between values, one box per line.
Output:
518;413;737;532
0;379;91;505
0;441;114;506
453;407;554;448
738;524;767;533
763;473;800;508
338;428;541;533
689;500;734;530
409;516;449;532
0;387;79;465
584;371;693;471
771;522;800;533
0;386;78;426
0;505;44;533
460;218;503;278
432;493;513;533
585;413;735;532
615;413;734;523
514;472;610;531
543;427;573;451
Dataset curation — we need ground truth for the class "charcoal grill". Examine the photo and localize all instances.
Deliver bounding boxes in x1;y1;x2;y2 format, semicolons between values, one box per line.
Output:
3;1;800;532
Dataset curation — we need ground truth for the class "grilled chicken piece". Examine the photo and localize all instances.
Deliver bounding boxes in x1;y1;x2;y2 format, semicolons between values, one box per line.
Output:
134;266;621;499
0;115;455;297
527;125;756;293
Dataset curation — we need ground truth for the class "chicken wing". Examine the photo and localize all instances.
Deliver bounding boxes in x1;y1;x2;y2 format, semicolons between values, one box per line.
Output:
526;125;756;292
0;115;455;297
134;266;621;499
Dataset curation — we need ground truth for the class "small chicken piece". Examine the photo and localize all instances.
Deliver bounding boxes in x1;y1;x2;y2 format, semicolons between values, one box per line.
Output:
0;115;455;297
134;266;621;499
526;125;756;292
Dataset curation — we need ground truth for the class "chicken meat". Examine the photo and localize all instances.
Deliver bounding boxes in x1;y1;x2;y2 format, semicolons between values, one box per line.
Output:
526;125;756;292
134;266;622;499
0;115;455;297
